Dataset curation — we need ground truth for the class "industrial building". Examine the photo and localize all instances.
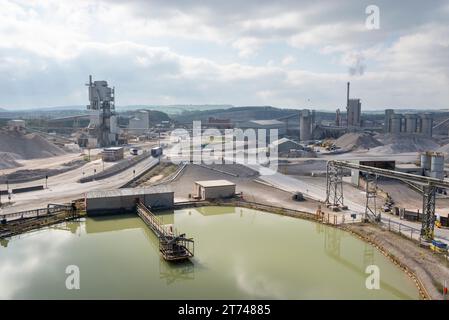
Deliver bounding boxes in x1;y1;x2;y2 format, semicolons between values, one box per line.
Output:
7;120;26;132
347;99;361;127
85;186;174;215
238;119;287;136
207;117;232;129
384;110;433;137
335;109;342;126
350;160;396;187
102;147;124;162
346;82;362;128
193;180;236;200
86;75;119;147
271;138;303;154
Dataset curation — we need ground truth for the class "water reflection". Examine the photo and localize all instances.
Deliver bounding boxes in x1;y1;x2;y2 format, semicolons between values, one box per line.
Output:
0;207;420;299
317;222;411;299
159;259;195;285
0;238;8;248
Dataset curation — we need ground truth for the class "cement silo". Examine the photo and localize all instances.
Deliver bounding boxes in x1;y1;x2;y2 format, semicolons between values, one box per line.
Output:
299;109;312;142
430;152;445;180
420;113;433;137
384;109;394;133
420;152;431;171
390;114;402;134
405;114;418;133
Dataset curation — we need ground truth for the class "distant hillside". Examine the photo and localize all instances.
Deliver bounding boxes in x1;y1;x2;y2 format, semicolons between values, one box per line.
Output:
117;104;234;115
172;106;298;123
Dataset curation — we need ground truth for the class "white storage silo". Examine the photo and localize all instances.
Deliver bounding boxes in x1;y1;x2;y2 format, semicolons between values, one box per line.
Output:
405;114;418;133
420;152;431;170
430;152;444;180
299;109;312;142
390;114;402;134
420;113;433;137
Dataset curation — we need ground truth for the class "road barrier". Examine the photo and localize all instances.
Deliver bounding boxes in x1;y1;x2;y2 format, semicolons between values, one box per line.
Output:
11;185;44;194
79;151;152;183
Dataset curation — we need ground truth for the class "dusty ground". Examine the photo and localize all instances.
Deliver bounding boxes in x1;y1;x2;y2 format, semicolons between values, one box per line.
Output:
344;223;449;300
134;162;178;186
170;163;333;214
378;179;449;216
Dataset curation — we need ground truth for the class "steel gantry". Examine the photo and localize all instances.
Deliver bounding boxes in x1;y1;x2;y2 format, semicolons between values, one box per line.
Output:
325;160;449;240
325;162;345;209
421;185;437;240
364;173;380;222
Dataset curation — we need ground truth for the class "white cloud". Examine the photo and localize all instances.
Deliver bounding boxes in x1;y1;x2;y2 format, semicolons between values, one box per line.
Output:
281;55;296;66
0;0;448;109
231;38;264;58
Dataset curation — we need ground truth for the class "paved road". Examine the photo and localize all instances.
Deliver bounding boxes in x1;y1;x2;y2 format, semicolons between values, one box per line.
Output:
0;156;159;215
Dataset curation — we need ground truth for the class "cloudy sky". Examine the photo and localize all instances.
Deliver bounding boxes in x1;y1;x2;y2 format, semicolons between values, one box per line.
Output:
0;0;448;110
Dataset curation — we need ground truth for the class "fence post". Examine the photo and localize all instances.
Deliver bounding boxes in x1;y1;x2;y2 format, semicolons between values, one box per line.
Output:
399;223;401;235
388;219;391;231
411;229;413;240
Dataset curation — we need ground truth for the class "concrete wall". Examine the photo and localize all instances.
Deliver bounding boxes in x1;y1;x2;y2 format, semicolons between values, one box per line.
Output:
86;191;174;216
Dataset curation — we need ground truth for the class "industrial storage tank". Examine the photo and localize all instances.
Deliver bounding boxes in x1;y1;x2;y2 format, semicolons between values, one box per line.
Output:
390;114;402;134
430;152;445;180
405;114;418;133
420;113;433;137
384;109;394;133
420;152;432;170
299;109;312;142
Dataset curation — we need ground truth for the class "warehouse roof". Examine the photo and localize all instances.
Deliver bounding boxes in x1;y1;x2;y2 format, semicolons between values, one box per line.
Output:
195;180;236;187
271;138;302;147
86;185;172;199
249;119;284;126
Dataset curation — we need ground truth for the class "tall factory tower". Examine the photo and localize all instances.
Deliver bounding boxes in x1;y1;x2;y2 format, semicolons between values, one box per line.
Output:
86;75;118;147
346;82;361;127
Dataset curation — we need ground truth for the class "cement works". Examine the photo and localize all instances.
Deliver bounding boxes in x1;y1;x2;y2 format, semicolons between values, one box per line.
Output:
2;78;449;300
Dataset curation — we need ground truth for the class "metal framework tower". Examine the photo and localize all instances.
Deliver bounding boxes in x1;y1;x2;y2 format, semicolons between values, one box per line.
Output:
364;174;380;222
325;162;345;209
421;185;436;240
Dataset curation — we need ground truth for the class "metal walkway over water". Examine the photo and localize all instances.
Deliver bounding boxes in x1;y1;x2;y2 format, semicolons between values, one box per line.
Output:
0;203;79;239
136;202;194;261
